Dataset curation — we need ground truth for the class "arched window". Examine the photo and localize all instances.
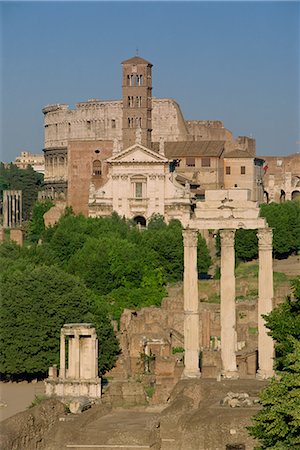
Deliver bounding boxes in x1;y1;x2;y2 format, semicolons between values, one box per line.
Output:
139;74;143;85
92;160;102;176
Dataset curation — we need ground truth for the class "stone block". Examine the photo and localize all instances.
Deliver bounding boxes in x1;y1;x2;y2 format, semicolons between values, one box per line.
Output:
155;357;175;377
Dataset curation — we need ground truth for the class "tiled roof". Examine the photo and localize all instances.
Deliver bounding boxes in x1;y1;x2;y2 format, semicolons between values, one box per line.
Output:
121;56;152;66
164;141;225;158
224;149;253;159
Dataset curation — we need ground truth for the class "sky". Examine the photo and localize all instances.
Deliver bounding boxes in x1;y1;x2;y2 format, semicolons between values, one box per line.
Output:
0;1;299;162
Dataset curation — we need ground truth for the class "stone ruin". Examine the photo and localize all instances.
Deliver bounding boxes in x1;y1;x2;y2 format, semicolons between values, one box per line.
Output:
45;323;101;406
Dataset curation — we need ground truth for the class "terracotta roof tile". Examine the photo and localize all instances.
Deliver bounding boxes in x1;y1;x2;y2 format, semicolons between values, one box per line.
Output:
224;149;253;159
121;56;152;66
164;141;225;158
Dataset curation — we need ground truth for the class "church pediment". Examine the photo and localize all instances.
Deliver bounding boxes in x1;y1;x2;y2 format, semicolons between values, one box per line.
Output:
107;144;169;164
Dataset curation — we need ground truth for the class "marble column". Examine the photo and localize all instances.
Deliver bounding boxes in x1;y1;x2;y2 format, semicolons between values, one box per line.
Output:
257;228;275;379
220;229;238;378
74;332;81;379
182;229;201;378
3;192;9;228
92;336;98;379
59;332;66;379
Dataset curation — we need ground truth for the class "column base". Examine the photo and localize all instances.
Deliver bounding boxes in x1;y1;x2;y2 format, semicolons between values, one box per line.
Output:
182;369;201;379
256;369;274;380
221;370;239;380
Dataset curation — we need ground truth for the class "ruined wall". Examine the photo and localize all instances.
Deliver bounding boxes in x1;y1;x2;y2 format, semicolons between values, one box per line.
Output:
185;120;227;141
68;140;113;216
43;102;122;150
0;399;65;450
43;98;190;152
260;153;300;202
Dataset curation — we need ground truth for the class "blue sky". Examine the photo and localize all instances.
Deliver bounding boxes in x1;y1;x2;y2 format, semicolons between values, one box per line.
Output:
0;1;299;162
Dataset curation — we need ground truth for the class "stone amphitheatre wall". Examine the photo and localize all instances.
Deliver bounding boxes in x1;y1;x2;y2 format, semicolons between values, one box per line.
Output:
43;98;191;151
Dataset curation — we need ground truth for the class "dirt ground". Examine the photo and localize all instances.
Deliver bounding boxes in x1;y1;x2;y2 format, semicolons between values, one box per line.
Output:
273;254;300;277
0;381;45;422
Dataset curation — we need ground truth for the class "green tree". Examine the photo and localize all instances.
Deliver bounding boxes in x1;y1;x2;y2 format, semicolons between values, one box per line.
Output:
248;278;300;449
235;229;258;261
260;202;300;258
0;264;118;379
26;199;54;243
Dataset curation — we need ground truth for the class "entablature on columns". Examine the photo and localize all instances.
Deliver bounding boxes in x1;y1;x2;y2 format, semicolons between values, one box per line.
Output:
61;323;97;338
189;217;267;230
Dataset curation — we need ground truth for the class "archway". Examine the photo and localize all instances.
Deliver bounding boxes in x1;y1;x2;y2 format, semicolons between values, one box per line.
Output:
133;215;146;227
280;189;286;203
291;190;300;201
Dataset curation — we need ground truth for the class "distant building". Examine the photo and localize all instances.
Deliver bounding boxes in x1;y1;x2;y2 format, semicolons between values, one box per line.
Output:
14;151;45;174
260;153;300;202
41;55;265;223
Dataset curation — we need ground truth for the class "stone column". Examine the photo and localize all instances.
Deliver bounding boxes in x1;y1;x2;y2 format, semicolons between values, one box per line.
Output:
59;331;66;379
257;228;275;379
92;336;98;379
182;229;201;378
74;332;80;379
220;229;238;378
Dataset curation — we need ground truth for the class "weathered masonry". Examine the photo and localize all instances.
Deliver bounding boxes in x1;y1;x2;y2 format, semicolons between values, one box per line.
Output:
45;323;101;399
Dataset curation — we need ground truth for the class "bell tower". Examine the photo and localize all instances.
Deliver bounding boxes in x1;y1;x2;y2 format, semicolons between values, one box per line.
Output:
121;56;153;149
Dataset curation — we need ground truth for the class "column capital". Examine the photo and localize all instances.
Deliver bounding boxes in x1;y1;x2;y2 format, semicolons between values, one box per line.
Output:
182;228;198;247
257;228;272;250
220;229;235;247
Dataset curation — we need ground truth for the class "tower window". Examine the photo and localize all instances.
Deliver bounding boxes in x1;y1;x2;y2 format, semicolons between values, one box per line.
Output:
226;166;231;175
136;96;142;107
92;160;102;176
111;119;116;128
186;157;195;167
127;75;130;86
130;75;134;86
139;75;143;85
241;166;246;175
87;120;91;130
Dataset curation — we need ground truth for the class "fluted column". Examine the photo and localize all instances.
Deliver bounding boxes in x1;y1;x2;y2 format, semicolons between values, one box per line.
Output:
59;331;66;379
182;229;201;378
220;229;238;378
257;228;275;379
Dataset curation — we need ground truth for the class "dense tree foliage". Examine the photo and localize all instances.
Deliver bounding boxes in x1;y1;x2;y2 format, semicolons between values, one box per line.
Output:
0;262;119;379
260;201;300;258
0;163;44;221
248;278;300;449
26;200;54;243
